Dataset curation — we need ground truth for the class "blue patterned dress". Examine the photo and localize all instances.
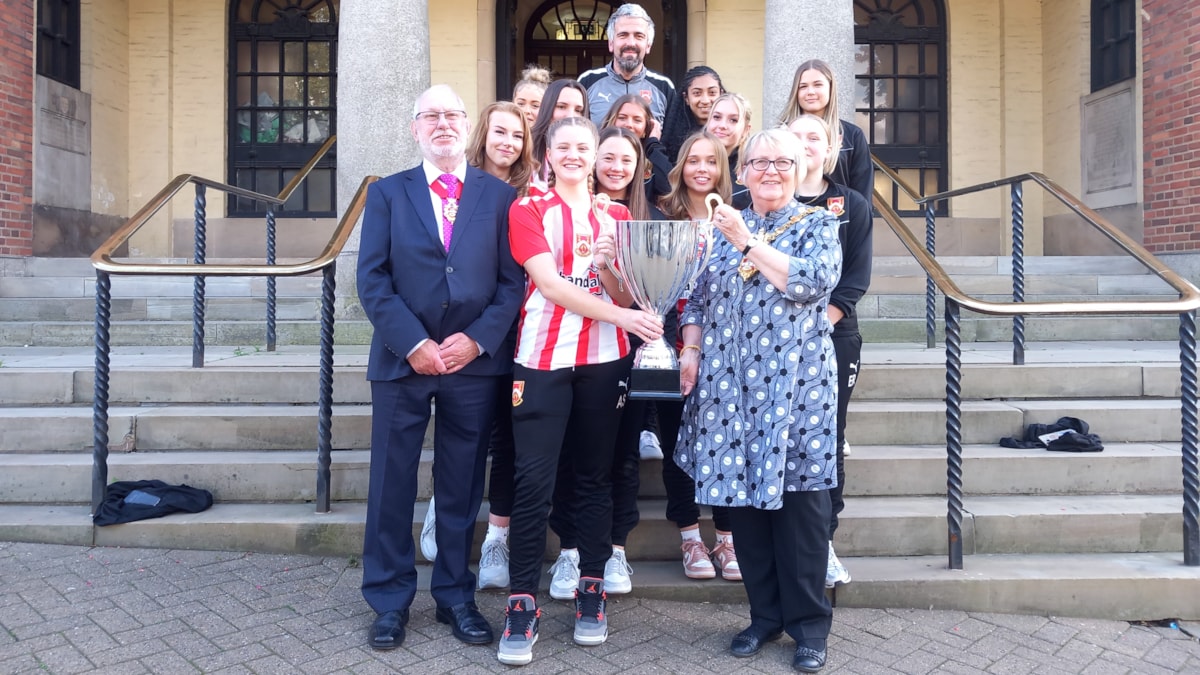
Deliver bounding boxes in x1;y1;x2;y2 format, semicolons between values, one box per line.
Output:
675;201;842;511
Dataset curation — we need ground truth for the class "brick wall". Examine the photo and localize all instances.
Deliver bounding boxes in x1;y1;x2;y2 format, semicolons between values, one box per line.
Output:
0;0;34;257
1142;1;1200;253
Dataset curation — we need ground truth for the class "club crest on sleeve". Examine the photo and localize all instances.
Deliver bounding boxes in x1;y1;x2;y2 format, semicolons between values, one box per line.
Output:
512;381;526;407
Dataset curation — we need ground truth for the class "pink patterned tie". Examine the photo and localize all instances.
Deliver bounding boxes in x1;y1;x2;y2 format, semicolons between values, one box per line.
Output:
433;173;461;252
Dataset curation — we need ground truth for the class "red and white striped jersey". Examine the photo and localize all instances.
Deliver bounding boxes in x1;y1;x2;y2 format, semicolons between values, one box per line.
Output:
509;190;631;370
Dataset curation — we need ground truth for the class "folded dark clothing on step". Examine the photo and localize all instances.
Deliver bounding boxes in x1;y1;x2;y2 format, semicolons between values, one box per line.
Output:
94;479;214;525
999;416;1103;452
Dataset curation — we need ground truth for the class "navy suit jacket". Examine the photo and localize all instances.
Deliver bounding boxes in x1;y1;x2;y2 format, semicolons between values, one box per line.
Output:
357;164;523;382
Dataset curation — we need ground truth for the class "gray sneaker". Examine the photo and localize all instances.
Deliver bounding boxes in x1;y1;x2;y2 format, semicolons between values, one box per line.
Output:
603;547;633;594
477;538;510;590
573;577;608;645
419;496;437;561
826;542;851;588
548;549;580;600
497;594;539;665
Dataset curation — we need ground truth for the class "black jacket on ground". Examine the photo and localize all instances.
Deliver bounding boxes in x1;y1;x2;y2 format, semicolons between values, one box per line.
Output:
94;480;214;526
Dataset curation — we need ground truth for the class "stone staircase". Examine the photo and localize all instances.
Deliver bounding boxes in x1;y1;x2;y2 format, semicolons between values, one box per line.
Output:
1;338;1197;620
0;255;1183;346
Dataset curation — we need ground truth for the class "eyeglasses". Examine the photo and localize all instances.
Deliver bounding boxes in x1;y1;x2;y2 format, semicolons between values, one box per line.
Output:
415;110;467;125
746;157;796;172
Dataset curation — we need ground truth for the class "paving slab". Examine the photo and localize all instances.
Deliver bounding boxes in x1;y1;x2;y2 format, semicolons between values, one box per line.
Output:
0;542;1197;674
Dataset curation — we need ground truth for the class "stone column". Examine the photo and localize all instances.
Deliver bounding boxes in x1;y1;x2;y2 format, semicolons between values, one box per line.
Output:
761;0;855;128
335;0;430;319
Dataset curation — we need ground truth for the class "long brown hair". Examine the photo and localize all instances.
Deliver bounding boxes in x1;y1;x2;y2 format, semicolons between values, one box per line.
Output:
466;101;535;196
599;94;653;140
531;79;591;171
595;126;649;220
657;131;732;220
778;59;843;163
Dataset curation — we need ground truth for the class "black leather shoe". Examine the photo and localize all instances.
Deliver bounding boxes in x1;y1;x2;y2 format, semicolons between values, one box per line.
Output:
792;645;827;672
369;609;408;651
730;625;783;657
435;602;494;645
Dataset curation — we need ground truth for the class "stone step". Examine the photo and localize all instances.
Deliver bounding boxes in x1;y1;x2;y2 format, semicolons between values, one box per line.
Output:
0;494;1183;561
5;271;1168;300
6;256;1154;280
867;256;1155;276
863;274;1173;296
0;403;374;453
2;292;1177;326
859;315;1183;343
858;293;1178;319
0;319;376;348
0;358;1181;405
0;274;324;299
0;397;1181;453
1;314;1188;347
0;296;324;322
1;444;1183;505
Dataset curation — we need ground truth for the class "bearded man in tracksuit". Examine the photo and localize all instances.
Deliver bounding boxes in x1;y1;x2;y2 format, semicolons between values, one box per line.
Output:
579;3;675;128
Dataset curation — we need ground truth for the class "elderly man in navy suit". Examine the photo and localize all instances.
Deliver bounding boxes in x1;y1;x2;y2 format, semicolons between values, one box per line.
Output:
356;84;524;651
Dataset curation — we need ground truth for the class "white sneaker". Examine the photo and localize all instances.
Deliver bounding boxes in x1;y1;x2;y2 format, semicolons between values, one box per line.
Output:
826;542;851;588
477;538;510;590
843;440;852;457
603;547;633;594
548;549;580;600
419;496;437;561
639;430;664;459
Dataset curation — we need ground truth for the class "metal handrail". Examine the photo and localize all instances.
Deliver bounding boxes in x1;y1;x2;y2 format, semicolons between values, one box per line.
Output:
871;155;1200;571
92;134;336;274
90;134;378;518
873;159;1200;315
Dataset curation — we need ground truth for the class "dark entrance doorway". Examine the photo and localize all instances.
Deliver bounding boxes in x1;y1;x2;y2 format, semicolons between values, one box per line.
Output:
854;0;948;215
497;0;687;92
227;0;338;217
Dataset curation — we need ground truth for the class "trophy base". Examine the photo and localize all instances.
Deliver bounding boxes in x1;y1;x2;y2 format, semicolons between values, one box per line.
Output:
629;367;683;400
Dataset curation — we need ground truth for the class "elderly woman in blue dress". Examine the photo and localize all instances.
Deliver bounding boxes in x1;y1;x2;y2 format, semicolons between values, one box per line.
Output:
676;127;841;673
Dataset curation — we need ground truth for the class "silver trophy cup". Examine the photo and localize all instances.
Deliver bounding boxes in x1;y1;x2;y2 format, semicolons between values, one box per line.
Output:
602;195;721;399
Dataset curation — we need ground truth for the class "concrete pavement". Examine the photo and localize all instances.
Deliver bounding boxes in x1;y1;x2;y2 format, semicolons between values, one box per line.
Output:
2;542;1197;674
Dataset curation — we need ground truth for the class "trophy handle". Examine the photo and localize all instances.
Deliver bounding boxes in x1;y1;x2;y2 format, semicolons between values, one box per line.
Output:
593;193;613;230
693;194;723;283
704;193;724;222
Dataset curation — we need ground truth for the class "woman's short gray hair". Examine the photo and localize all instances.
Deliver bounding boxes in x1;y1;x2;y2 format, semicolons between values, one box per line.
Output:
607;3;655;45
737;127;807;194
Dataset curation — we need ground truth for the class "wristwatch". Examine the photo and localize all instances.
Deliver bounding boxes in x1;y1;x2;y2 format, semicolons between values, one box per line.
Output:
742;235;762;255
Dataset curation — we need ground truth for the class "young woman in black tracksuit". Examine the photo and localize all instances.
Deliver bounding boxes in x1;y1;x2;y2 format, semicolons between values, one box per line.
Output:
704;92;753;210
661;65;725;162
600;94;673;207
788;111;873;590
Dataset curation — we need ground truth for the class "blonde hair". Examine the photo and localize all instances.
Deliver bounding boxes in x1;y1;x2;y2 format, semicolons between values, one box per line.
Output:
466;101;536;197
512;65;552;99
787;113;838;176
778;60;843;164
707;92;753;156
657;131;732;220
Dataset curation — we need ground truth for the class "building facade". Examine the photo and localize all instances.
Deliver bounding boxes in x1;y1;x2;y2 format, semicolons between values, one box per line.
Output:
0;0;1191;263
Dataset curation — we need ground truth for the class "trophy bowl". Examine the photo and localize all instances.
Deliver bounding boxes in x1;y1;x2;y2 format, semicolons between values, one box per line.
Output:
607;195;721;399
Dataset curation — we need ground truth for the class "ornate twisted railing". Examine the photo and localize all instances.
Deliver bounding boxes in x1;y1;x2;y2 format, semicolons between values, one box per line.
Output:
872;156;1200;569
90;136;377;516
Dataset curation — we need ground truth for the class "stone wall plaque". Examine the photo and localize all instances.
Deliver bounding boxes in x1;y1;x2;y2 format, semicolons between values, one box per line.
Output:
1081;83;1137;209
